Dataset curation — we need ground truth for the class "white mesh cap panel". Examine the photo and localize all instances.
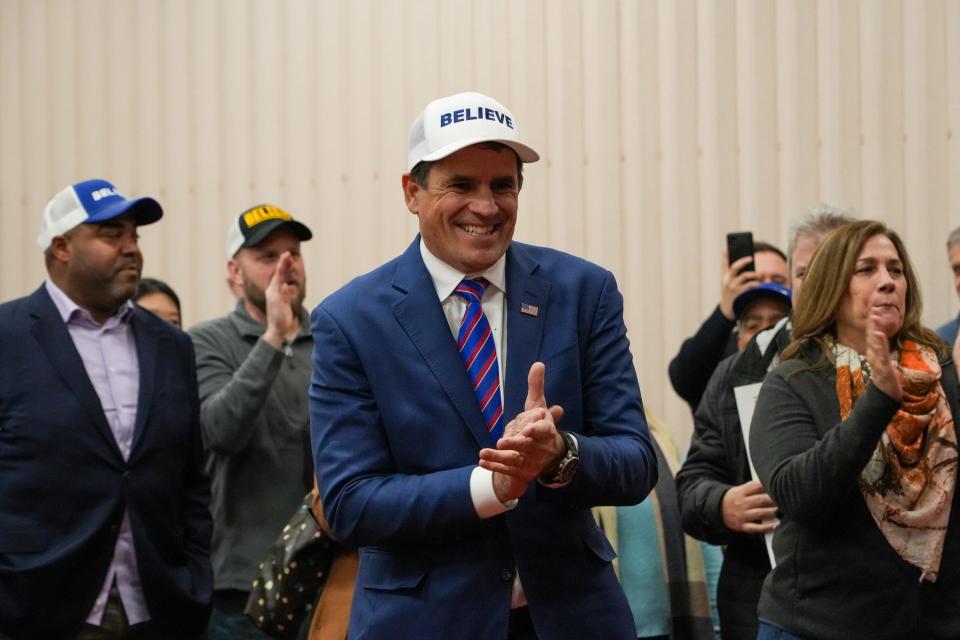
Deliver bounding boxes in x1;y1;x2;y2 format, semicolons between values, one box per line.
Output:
37;185;88;251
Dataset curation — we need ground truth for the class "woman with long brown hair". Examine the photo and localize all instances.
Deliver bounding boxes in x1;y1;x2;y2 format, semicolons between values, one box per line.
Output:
749;220;960;639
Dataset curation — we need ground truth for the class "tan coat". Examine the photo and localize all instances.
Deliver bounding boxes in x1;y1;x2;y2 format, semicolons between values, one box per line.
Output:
308;486;358;640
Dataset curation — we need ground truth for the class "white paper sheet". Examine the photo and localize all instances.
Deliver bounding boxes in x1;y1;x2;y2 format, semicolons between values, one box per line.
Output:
734;382;777;569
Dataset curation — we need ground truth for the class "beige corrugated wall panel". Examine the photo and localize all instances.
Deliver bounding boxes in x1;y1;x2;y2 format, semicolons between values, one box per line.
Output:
776;1;820;226
19;0;46;230
952;1;960;228
19;1;55;289
473;1;510;97
218;0;256;287
133;0;164;274
860;2;906;230
619;0;665;416
816;0;862;212
438;1;473;91
508;0;548;246
192;0;228;321
75;3;107;188
544;0;585;256
160;0;194;316
736;1;779;241
343;0;379;281
3;0;960;448
375;0;415;272
659;0;701;435
47;1;77;191
0;0;24;293
903;0;950;323
696;0;740;305
252;0;283;200
314;0;349;298
581;1;621;273
950;0;960;317
281;0;317;260
103;0;135;194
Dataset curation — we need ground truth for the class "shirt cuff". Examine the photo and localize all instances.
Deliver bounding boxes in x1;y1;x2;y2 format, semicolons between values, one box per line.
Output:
470;466;518;518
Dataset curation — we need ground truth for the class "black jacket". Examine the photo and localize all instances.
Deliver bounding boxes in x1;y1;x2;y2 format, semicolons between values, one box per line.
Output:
668;306;738;413
750;344;960;640
676;321;790;640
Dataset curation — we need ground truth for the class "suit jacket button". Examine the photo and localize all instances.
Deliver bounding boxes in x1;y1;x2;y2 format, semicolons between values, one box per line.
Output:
500;569;514;582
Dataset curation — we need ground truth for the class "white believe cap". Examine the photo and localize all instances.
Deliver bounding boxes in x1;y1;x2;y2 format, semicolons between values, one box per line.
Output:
406;91;540;171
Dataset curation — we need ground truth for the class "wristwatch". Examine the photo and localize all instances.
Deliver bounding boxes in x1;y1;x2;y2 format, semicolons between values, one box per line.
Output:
540;431;580;488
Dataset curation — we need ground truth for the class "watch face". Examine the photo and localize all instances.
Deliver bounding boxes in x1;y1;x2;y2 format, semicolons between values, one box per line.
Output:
557;457;580;484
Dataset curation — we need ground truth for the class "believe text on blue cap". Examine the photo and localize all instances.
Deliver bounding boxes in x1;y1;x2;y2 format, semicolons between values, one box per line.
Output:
90;186;120;202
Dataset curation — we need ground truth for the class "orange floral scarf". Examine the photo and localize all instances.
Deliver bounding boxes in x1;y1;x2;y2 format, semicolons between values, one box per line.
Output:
834;339;958;582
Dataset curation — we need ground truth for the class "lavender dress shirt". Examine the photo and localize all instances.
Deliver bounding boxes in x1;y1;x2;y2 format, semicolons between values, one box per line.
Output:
44;280;150;626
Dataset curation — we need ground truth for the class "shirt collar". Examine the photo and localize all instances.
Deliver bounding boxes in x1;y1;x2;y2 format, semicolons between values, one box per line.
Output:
230;300;265;338
419;238;507;302
45;278;134;328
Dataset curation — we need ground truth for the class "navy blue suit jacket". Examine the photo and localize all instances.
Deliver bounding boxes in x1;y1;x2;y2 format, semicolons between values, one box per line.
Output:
310;239;656;639
0;286;212;638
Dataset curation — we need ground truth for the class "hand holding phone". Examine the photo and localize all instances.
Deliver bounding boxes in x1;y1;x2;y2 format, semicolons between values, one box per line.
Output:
721;231;759;320
726;231;755;274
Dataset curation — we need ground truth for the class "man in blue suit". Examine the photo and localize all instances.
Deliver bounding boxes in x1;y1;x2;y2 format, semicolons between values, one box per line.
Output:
310;92;657;639
0;180;212;639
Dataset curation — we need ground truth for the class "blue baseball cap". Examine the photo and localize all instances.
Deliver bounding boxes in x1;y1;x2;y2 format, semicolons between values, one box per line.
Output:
733;282;792;319
38;179;163;251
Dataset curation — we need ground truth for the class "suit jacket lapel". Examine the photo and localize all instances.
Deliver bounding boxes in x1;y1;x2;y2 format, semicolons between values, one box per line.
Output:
27;287;124;461
504;244;549;419
391;239;492;449
130;309;159;455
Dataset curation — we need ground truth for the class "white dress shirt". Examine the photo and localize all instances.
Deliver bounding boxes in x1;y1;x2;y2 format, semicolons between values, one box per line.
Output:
418;241;516;519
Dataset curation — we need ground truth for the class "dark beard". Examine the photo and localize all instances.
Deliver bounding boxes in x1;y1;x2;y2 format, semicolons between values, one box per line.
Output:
72;263;141;319
244;281;306;318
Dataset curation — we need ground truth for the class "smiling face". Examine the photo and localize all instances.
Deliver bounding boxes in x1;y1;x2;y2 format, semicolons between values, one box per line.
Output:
836;233;907;352
402;144;520;274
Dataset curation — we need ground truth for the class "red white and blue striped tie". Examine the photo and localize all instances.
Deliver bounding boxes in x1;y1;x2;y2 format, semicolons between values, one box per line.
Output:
454;278;505;442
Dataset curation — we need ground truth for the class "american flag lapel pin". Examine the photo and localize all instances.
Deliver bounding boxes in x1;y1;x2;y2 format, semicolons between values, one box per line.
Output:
520;302;539;317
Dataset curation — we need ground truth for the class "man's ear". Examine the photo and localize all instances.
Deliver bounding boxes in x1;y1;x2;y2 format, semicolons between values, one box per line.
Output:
226;258;243;289
401;174;421;215
48;235;71;264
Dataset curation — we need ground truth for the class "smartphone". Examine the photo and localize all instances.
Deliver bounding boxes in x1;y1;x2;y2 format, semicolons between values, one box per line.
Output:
726;231;755;273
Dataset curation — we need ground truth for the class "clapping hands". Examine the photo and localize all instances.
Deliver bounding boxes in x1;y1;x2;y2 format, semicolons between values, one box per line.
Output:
479;362;566;502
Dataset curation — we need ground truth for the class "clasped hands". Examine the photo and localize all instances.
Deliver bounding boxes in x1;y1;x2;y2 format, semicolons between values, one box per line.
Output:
479;362;567;503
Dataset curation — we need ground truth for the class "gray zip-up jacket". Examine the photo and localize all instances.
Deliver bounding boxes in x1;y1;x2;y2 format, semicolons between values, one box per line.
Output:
189;302;313;591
